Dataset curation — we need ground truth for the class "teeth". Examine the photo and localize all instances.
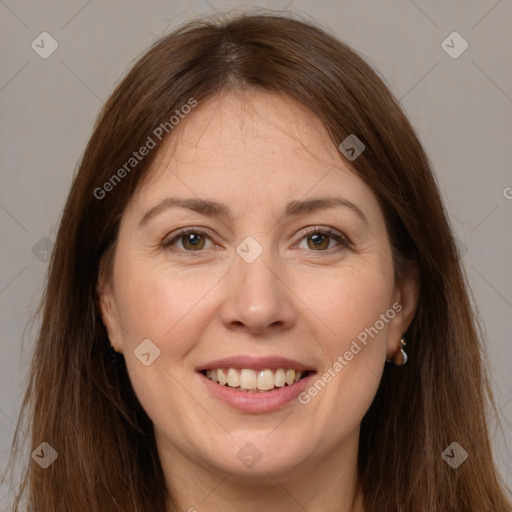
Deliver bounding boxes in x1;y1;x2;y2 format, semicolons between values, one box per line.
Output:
218;368;227;386
205;369;218;382
274;368;286;387
227;368;240;387
240;369;257;389
257;369;274;391
204;368;306;391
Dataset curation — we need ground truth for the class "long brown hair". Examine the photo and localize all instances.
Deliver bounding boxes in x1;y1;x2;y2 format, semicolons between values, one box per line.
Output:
4;11;511;512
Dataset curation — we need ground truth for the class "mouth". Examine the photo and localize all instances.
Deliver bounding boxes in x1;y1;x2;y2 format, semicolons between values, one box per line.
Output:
196;356;317;413
200;367;312;392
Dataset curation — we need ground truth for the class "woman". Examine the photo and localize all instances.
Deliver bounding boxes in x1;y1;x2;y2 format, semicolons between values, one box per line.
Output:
5;12;511;512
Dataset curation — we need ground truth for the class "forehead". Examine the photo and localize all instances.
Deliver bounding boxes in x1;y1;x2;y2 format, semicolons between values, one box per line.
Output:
158;90;338;176
129;90;380;221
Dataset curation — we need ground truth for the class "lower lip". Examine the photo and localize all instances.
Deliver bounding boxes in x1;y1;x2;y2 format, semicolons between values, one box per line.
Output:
198;371;316;413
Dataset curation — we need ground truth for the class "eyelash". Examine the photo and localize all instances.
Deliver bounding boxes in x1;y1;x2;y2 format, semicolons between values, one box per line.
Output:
161;226;351;256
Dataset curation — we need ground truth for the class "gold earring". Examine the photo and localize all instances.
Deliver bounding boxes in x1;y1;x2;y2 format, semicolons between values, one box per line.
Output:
386;338;408;366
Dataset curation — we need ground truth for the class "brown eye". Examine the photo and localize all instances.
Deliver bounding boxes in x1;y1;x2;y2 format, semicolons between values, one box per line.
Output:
162;229;213;252
297;227;350;252
306;232;330;250
180;232;206;250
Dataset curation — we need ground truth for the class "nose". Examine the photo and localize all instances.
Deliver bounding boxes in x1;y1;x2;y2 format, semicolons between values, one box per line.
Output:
220;247;297;336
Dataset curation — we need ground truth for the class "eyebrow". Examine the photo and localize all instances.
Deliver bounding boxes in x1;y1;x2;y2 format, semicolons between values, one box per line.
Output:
138;196;369;228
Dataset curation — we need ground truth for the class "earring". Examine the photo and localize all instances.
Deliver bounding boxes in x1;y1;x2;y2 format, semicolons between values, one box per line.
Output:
386;338;408;366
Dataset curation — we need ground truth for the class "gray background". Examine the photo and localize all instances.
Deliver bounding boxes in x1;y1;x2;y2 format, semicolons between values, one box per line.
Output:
1;0;511;506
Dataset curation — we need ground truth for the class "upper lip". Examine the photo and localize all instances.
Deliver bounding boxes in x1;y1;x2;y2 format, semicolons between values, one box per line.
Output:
196;356;316;372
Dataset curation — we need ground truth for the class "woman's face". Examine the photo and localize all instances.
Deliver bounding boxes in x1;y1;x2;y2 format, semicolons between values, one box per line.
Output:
99;90;417;485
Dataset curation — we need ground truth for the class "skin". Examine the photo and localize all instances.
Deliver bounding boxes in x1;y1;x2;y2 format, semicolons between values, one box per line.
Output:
98;90;419;512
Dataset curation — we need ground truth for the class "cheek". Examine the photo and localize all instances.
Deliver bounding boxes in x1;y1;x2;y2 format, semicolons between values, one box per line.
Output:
295;266;393;438
111;259;217;434
300;259;395;354
112;252;229;369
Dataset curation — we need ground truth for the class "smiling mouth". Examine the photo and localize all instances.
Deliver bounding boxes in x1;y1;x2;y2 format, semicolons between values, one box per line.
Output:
200;368;312;392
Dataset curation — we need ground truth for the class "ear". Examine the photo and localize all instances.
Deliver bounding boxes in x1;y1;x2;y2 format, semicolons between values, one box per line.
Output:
386;259;420;360
96;264;124;354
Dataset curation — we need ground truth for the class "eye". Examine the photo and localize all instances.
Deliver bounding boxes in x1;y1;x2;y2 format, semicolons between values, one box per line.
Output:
161;226;350;255
296;227;350;252
162;228;215;253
